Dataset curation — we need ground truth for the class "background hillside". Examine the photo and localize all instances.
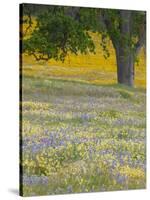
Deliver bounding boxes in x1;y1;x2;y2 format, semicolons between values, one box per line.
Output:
22;23;146;87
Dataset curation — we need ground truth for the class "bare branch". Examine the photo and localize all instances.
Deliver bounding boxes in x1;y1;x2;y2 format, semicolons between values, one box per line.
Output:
30;52;50;61
23;13;33;37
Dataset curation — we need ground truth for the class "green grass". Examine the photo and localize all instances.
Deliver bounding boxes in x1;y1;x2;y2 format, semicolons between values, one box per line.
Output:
21;76;146;196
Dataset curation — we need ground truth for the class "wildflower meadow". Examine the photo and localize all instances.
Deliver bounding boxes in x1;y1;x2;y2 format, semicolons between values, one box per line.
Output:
20;4;146;196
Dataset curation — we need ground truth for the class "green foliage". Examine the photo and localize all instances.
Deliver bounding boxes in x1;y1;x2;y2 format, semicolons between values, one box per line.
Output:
79;8;101;32
119;90;133;99
23;8;95;62
100;32;110;59
22;5;146;64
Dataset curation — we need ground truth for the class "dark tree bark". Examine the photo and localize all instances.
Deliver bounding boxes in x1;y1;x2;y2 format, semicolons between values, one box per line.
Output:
114;11;134;86
102;10;145;87
115;45;134;86
102;10;135;86
115;10;134;86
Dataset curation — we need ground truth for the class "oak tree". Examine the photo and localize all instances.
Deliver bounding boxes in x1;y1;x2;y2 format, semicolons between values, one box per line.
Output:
21;4;146;87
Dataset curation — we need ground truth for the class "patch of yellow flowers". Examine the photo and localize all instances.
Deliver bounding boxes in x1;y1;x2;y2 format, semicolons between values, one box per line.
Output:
119;165;145;179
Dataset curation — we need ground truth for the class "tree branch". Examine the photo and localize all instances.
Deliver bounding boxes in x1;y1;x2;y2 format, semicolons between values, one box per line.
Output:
23;13;33;37
134;31;145;56
100;11;120;51
30;52;50;61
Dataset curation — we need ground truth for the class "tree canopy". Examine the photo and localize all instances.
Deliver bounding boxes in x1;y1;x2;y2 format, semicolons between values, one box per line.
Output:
21;4;146;86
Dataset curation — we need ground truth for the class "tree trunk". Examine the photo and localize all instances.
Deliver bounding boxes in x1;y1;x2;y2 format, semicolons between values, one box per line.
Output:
115;10;134;87
115;46;134;86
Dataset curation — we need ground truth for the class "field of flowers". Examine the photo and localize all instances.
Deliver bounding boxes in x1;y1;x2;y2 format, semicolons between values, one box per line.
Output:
21;75;146;196
21;17;146;196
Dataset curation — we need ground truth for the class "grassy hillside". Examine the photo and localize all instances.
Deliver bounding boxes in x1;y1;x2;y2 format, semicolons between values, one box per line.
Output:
21;17;146;196
22;77;146;196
